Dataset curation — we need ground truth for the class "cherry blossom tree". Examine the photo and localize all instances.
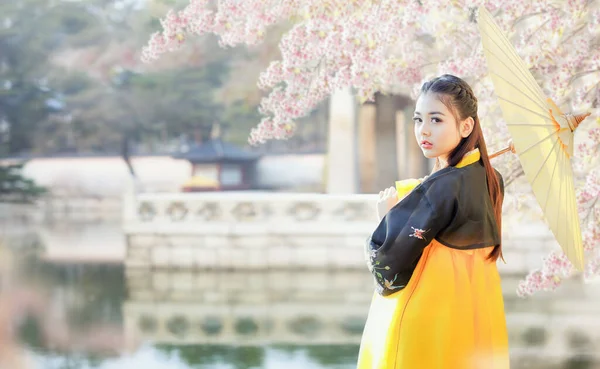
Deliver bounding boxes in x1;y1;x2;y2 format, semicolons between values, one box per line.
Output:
142;0;600;296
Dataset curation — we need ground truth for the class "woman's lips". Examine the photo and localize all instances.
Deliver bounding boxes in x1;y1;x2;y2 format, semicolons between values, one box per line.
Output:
420;141;433;149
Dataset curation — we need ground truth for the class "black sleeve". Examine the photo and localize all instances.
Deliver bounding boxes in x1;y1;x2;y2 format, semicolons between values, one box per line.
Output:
364;179;458;296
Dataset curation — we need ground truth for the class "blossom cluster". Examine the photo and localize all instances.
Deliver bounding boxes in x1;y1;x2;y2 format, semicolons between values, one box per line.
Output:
143;0;600;295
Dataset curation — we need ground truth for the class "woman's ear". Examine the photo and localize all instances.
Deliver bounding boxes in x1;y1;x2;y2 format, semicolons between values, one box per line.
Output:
460;117;475;138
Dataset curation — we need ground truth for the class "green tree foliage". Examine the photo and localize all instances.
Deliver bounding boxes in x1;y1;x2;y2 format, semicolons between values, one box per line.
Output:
0;164;46;203
0;0;326;161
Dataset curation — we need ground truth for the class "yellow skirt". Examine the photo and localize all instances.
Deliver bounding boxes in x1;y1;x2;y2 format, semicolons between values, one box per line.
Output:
357;240;510;369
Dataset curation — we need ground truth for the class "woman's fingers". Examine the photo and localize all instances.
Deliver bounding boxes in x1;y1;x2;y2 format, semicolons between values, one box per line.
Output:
378;186;398;203
382;187;394;198
376;186;400;220
387;186;396;198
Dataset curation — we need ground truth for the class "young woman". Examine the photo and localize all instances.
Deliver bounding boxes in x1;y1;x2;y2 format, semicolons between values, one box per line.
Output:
357;74;509;369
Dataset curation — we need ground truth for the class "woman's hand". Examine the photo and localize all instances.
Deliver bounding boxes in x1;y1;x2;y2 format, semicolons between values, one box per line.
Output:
376;186;399;221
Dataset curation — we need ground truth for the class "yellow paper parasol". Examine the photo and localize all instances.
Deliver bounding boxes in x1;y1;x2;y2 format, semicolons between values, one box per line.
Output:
478;7;591;271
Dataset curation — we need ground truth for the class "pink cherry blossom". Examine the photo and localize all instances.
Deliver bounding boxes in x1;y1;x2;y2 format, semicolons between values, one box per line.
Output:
143;0;600;295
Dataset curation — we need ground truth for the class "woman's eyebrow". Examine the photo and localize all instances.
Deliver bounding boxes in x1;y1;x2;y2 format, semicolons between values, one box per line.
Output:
413;111;445;116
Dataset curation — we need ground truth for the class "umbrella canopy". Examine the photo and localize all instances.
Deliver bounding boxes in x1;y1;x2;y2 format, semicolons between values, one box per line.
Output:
478;6;591;271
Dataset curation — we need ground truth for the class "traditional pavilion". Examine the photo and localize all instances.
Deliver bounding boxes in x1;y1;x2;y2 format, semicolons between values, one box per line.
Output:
173;124;261;192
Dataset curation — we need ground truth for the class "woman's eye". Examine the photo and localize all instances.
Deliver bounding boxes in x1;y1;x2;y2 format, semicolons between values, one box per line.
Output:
412;117;422;123
431;118;441;123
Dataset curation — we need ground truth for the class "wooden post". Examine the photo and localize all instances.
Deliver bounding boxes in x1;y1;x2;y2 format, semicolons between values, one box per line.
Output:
396;110;407;179
358;103;377;193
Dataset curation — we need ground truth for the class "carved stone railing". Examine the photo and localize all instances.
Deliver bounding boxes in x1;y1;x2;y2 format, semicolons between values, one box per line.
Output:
123;191;379;269
121;186;572;275
124;192;377;233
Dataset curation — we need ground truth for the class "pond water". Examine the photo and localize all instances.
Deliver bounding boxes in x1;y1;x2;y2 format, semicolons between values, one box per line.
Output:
1;223;599;369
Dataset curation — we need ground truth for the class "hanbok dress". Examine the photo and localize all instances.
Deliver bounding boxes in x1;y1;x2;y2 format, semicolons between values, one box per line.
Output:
357;148;510;369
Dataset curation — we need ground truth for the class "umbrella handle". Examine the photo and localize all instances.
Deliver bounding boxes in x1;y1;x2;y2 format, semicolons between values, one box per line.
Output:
489;140;516;159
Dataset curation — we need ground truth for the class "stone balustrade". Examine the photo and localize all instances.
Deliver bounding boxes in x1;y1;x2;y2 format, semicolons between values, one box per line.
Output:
123;191;565;276
123;191;378;269
125;191;377;233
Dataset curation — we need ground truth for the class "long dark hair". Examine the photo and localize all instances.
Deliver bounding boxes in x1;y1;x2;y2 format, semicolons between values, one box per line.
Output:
419;74;503;262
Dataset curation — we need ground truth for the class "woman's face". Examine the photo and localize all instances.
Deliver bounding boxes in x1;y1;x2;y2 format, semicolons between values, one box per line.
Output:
413;93;463;162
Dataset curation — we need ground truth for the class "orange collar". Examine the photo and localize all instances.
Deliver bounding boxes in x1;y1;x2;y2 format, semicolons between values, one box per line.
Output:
455;148;480;168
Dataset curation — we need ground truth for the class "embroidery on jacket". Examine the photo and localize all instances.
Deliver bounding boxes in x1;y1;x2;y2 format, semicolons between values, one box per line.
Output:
364;241;403;291
366;248;404;291
409;227;430;242
373;262;403;291
382;273;404;291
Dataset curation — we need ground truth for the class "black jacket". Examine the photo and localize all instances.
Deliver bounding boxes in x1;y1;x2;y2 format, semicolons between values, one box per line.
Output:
365;161;504;296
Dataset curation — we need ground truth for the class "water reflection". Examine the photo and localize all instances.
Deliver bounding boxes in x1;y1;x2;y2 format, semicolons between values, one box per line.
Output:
1;240;366;369
123;268;371;349
153;345;359;369
2;231;600;369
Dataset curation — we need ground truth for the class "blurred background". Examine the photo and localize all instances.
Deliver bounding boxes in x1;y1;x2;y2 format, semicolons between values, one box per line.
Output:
1;0;600;368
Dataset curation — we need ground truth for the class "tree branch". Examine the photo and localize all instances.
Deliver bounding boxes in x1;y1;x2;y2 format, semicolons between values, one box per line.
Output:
569;69;600;84
504;165;524;187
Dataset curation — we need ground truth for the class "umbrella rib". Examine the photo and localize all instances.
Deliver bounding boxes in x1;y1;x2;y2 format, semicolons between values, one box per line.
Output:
498;96;557;124
563;153;573;264
565;159;583;267
555;152;565;256
479;15;547;102
480;14;547;104
530;137;560;189
518;129;559;157
559;151;569;260
489;71;548;114
483;47;547;110
570;154;584;253
558;150;582;269
507;123;556;128
571;165;584;264
542;145;561;213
